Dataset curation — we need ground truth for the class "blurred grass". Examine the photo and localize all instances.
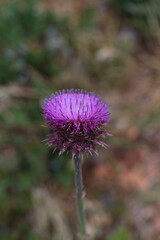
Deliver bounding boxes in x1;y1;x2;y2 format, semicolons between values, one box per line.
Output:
111;0;160;39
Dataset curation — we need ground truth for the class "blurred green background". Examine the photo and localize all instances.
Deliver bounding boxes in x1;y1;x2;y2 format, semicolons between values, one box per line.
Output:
0;0;160;239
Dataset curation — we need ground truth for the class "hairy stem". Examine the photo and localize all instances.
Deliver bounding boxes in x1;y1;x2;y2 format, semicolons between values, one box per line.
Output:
73;153;87;239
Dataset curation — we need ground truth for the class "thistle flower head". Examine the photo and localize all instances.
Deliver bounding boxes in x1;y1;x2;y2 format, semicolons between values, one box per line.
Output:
42;89;111;155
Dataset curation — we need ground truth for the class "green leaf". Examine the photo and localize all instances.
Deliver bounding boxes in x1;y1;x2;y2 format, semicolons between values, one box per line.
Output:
107;227;133;240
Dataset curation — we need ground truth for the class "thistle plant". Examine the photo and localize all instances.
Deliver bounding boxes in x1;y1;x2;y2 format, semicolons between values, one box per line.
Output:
42;89;111;239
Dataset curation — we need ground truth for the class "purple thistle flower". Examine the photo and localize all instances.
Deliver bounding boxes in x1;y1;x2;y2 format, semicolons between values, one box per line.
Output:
42;89;111;155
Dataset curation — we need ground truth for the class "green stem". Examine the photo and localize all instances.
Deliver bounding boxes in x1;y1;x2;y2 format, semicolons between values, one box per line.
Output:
73;153;87;239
